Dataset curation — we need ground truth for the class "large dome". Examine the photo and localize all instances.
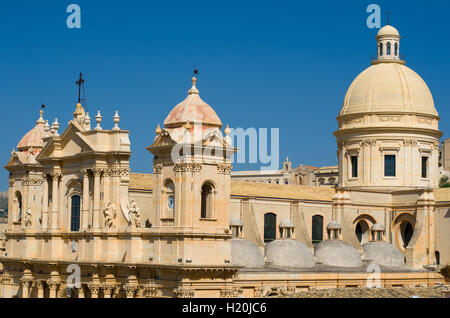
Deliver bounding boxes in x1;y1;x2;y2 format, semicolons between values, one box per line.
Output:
339;63;438;117
265;240;315;268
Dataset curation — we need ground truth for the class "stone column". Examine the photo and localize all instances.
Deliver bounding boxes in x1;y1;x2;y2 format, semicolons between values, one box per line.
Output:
103;169;111;204
92;168;103;230
20;278;32;298
81;169;90;230
36;280;44;298
77;286;85;298
47;281;60;298
7;178;15;229
50;171;61;230
42;175;49;230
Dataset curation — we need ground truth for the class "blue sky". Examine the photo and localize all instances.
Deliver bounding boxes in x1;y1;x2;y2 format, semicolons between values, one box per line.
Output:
0;0;449;190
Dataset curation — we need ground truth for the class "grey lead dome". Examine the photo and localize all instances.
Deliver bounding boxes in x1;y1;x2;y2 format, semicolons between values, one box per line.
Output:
231;238;265;268
314;241;363;267
265;239;315;268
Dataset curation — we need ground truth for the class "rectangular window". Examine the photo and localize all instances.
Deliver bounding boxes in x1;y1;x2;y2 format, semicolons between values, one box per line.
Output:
384;155;396;177
422;156;428;178
351;156;358;178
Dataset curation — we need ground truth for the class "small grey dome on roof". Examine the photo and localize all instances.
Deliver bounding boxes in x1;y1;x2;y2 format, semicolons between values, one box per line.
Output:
362;242;405;267
326;221;342;230
265;240;315;268
371;223;385;231
314;240;362;267
279;219;294;228
229;219;243;226
231;238;265;268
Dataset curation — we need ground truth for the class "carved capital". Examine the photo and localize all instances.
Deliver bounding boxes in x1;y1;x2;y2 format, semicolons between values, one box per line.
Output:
81;168;90;177
88;283;101;295
142;285;160;298
50;171;61;181
47;280;60;291
123;284;139;298
254;286;265;297
20;277;33;288
360;139;377;147
217;163;232;175
153;163;163;174
9;178;15;187
92;168;104;177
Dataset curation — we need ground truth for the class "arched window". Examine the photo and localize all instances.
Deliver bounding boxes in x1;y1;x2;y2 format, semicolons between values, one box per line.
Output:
201;183;214;219
312;215;323;243
165;180;175;218
15;191;22;222
387;42;391;55
70;195;81;231
435;251;440;265
355;220;370;243
394;42;398;56
379;43;383;56
401;222;414;248
264;213;276;243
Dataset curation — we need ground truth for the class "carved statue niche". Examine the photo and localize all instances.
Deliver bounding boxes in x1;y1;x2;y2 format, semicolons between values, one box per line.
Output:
103;201;117;229
128;199;141;228
23;207;32;229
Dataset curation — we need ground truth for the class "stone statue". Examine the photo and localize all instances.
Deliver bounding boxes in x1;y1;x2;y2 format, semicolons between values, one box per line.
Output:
103;202;117;229
23;207;32;229
128;199;141;228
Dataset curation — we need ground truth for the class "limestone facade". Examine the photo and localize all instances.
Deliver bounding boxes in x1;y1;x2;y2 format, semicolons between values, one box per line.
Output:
0;24;448;298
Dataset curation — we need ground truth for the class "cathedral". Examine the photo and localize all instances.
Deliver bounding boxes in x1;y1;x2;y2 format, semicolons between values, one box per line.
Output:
0;25;448;298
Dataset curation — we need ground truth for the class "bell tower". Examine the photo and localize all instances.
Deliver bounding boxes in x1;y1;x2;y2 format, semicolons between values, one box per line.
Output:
147;75;236;265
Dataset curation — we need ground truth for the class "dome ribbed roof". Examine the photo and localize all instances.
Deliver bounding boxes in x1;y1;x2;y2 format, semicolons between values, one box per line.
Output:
362;242;405;267
164;77;222;129
231;238;265;268
377;25;400;37
17;110;46;154
339;63;437;118
314;241;362;268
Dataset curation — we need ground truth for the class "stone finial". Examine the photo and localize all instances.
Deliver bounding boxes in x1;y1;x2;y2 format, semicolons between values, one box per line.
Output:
188;76;199;95
225;124;231;136
44;120;50;137
84;112;91;129
184;120;192;130
155;124;162;135
37;109;45;124
52;119;60;136
95;111;103;131
112;111;120;131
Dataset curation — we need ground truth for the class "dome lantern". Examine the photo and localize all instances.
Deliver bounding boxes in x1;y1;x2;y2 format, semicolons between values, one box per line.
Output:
375;25;402;63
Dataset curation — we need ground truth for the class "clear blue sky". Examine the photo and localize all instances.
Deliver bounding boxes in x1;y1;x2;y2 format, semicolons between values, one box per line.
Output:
0;0;449;190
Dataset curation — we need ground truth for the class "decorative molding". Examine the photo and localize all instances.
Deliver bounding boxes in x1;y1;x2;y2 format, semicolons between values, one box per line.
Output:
404;139;418;146
142;285;160;298
220;287;243;298
360;139;377;147
22;177;44;186
50;171;62;181
173;287;195;298
88;283;101;296
174;162;202;173
92;168;104;177
123;284;139;298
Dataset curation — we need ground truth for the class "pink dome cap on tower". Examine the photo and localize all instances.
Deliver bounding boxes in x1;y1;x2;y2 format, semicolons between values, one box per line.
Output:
17;110;46;155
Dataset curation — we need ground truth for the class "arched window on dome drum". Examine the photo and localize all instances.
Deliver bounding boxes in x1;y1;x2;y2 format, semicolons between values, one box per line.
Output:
355;220;369;243
387;42;391;55
394;42;398;56
164;180;175;219
264;213;276;243
312;215;323;244
201;183;214;219
379;43;383;56
435;251;440;265
70;195;81;232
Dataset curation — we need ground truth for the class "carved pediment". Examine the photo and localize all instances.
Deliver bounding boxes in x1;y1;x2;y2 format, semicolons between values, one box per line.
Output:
36;122;95;160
